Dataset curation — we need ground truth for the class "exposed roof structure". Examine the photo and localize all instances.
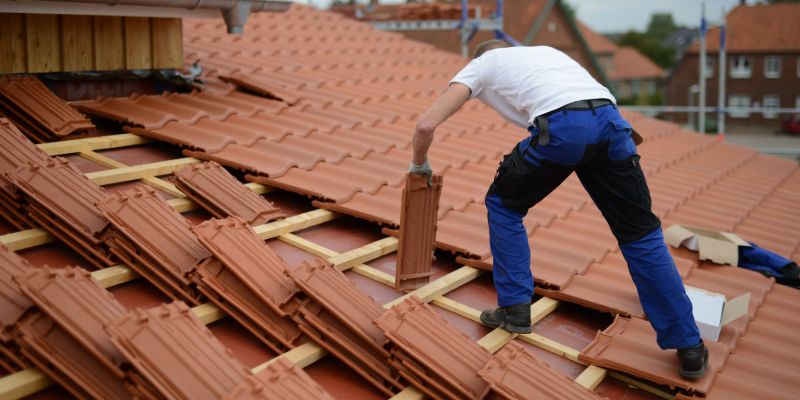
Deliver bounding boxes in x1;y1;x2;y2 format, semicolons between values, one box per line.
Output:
0;4;798;400
689;3;800;53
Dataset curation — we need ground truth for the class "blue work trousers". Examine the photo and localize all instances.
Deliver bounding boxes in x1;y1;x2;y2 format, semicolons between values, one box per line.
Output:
486;104;701;349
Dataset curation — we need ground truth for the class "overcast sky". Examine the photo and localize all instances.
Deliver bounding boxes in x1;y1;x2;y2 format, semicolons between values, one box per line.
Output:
298;0;754;33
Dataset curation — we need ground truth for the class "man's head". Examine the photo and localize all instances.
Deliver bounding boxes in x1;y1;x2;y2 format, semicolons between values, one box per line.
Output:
473;39;510;59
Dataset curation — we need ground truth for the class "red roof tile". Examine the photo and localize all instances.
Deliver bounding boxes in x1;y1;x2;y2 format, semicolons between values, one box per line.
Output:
174;161;285;225
375;296;491;399
106;302;252;400
222;357;335;400
607;47;664;80
480;341;603;400
0;244;33;342
395;174;442;290
580;316;728;395
689;3;800;53
578;21;617;54
0;76;94;142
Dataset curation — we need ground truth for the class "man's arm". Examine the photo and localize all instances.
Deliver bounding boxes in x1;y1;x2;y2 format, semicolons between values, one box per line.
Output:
411;83;472;165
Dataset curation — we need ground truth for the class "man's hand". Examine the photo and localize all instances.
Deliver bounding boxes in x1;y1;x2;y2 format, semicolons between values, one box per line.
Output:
408;159;433;187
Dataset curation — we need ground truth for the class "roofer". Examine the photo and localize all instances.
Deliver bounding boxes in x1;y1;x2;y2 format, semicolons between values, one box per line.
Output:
408;40;708;379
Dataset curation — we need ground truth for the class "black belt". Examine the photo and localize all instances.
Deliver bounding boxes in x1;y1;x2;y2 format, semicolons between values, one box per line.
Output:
533;98;614;146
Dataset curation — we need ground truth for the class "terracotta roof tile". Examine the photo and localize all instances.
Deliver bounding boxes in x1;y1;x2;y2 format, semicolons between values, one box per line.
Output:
106;302;251;400
7;158;113;268
689;3;800;53
12;266;137;399
395;174;442;290
578;21;617;54
0;76;94;142
479;341;603;400
376;296;491;400
174;161;285;225
0;118;50;229
607;47;664;80
289;259;401;395
0;244;33;342
580;316;728;395
222;357;335;400
98;186;211;304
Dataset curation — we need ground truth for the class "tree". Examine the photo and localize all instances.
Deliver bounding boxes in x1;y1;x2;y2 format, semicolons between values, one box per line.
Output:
618;30;675;69
646;13;679;42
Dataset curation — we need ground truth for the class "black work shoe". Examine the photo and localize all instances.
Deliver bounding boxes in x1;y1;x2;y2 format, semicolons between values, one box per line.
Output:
479;303;532;334
677;340;709;380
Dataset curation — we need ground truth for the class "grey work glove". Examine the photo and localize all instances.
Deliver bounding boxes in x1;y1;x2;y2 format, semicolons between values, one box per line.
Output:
408;159;433;187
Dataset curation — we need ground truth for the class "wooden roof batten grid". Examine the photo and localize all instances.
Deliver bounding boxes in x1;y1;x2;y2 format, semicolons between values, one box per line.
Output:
0;133;674;399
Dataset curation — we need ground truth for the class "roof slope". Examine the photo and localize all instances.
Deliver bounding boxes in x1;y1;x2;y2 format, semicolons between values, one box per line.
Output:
577;21;617;54
1;3;800;400
608;47;664;80
690;3;800;53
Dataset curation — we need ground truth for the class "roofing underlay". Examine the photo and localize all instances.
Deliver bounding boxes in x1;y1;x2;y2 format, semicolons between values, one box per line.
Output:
0;4;799;400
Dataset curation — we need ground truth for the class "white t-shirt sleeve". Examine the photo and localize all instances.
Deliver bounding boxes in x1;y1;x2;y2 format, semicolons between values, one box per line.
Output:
449;58;483;99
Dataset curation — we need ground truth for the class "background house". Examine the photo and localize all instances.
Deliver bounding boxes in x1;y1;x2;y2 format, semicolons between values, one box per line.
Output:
665;2;800;131
579;22;664;104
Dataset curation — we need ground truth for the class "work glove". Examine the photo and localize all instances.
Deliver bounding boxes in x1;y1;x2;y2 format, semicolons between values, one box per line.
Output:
408;159;433;187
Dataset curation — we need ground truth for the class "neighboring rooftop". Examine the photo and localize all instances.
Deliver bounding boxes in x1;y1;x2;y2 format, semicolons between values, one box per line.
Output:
689;2;800;53
0;3;798;400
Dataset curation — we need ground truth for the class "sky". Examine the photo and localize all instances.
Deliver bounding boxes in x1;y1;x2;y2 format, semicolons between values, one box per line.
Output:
297;0;755;33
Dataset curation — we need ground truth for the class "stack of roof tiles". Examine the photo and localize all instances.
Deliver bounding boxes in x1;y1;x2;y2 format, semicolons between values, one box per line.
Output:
175;161;285;224
0;118;50;229
0;244;33;373
192;217;402;395
0;76;94;142
98;186;212;304
0;4;797;399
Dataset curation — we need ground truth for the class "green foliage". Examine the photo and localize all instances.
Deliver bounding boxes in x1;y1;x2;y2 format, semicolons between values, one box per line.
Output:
646;13;679;41
618;30;675;69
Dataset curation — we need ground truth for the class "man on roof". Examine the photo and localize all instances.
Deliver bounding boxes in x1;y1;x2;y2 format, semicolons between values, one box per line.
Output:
409;40;708;379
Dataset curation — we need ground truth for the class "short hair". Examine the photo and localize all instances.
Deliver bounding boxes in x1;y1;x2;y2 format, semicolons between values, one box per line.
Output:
473;40;509;59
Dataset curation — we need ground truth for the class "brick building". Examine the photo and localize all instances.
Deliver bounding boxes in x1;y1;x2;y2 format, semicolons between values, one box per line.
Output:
579;22;664;104
665;3;800;130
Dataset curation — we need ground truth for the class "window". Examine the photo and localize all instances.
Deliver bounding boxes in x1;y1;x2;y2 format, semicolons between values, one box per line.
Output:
763;95;780;119
647;81;656;96
730;56;751;78
728;95;751;118
764;56;781;79
704;57;714;78
631;80;641;96
797;56;800;78
796;95;800;109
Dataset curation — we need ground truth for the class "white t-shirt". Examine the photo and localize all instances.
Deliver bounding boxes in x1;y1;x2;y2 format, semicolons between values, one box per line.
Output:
449;46;616;128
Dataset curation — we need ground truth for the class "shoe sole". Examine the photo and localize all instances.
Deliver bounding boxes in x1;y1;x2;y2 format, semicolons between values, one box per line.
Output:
479;315;532;334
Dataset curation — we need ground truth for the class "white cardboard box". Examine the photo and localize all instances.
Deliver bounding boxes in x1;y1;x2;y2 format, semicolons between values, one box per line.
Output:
664;224;751;266
685;285;750;341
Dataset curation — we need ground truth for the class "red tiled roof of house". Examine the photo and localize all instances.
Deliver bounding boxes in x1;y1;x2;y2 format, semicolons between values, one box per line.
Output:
689;3;800;53
578;21;617;54
608;47;664;80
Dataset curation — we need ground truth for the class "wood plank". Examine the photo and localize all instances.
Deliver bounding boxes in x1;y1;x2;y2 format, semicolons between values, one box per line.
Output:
329;236;398;271
150;18;182;69
91;265;138;288
84;157;199;186
123;17;151;69
25;14;60;73
60;15;93;72
476;328;516;353
37;133;152;156
0;368;53;400
244;182;271;195
92;15;123;71
253;209;337;240
79;150;185;197
166;197;197;213
531;297;560;324
518;332;582;363
389;387;425;400
191;303;225;325
574;365;607;390
0;14;27;73
351;264;395;287
385;266;483;308
607;371;675;400
278;233;337;258
252;342;328;374
0;228;55;251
